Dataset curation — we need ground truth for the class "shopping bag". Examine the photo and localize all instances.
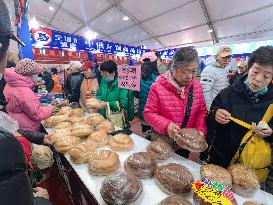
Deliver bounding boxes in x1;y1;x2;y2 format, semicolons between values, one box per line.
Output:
106;102;125;128
231;104;273;182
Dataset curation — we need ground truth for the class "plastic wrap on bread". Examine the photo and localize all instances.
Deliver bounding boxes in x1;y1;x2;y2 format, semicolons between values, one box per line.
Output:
146;139;172;160
154;163;194;195
124;152;157;178
88;131;109;147
96;120;115;133
160;195;193;205
109;134;134;151
54;135;80;153
175;128;208;152
228;164;259;198
71;123;93;138
88;150;120;176
100;171;142;205
85;113;105;126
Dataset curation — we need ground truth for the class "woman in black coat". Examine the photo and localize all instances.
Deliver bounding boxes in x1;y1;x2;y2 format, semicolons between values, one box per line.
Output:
201;46;273;169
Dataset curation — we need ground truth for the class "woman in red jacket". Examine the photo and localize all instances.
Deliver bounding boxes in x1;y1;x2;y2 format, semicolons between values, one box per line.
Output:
143;47;207;158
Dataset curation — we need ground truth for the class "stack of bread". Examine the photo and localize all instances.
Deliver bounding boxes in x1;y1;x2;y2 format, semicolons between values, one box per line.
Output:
68;140;97;163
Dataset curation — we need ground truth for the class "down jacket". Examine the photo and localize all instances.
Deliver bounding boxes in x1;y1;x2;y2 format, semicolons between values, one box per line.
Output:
143;74;207;136
4;68;52;131
200;59;229;110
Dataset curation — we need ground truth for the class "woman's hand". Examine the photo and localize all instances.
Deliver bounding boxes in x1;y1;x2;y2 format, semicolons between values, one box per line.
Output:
215;109;231;124
43;134;53;145
167;122;180;140
254;126;273;138
33;187;49;200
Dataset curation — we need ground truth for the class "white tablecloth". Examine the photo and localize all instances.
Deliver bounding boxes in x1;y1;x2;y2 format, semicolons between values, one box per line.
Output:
59;132;273;205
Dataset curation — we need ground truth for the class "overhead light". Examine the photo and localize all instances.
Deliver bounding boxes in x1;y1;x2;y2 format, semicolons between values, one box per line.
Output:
122;16;129;21
208;29;213;33
29;17;40;29
49;6;54;11
85;30;98;40
154;42;159;45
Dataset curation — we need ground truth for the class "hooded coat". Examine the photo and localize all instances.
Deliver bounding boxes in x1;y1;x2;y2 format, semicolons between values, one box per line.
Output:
3;68;52;131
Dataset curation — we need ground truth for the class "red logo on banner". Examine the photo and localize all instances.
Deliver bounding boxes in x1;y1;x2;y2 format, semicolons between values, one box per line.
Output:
32;28;52;45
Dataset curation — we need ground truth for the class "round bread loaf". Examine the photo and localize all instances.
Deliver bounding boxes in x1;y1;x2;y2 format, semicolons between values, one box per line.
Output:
51;115;70;126
154;163;194;195
200;164;232;190
86;98;101;109
228;164;259;198
72;108;84;117
96;120;115;133
124;152;157;178
57;106;73;116
71;123;93;138
88;131;109;147
146;139;172;160
50;130;72;144
44;116;56;128
160;195;193;205
109;134;134;151
85;113;105;126
55;121;72;129
68;140;97;164
88;150;120;176
100;171;142;205
54;135;80;153
193;193;238;205
176;128;208;152
69;116;84;124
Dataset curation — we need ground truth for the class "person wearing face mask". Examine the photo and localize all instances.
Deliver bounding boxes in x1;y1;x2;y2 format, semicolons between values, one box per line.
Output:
199;46;273;174
200;46;232;110
143;47;207;158
96;60;134;121
3;58;53;132
79;61;99;111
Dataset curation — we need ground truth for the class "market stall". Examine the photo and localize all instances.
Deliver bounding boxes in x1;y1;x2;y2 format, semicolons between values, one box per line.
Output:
45;119;273;205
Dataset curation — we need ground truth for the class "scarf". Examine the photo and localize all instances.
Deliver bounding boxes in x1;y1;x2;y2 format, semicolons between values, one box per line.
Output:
244;79;268;98
164;70;186;99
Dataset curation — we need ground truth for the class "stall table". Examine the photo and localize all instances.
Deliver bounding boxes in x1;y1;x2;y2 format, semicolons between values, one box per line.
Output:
48;129;273;205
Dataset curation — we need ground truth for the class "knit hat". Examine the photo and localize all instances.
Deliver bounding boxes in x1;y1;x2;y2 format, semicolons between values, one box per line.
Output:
30;145;54;170
81;61;96;71
14;58;40;76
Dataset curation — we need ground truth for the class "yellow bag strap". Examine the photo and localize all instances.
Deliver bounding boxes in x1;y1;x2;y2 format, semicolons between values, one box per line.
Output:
232;104;273;165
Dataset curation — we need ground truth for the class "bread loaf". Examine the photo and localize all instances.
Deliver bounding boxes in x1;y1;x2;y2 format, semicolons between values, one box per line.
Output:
71;123;93;138
160;195;193;205
44;116;56;128
85;113;105;126
71;108;84;117
200;164;232;190
68;140;97;164
51;115;70;126
96;120;115;133
100;171;142;205
124;152;157;178
243;201;263;205
154;163;194;195
146;139;172;160
57;106;73;116
109;134;133;151
88;131;109;147
176;128;208;152
54;135;80;153
228;164;259;198
88;150;120;176
55;121;72;129
69;116;84;124
86;98;101;109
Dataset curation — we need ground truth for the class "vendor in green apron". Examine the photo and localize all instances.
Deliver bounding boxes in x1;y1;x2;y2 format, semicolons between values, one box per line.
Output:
96;60;134;121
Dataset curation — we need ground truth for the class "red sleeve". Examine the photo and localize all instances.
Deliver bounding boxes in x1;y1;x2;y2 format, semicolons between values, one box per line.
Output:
143;85;172;135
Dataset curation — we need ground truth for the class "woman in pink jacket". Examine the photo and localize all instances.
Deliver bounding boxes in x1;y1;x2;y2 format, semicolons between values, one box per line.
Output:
143;47;207;158
4;58;53;131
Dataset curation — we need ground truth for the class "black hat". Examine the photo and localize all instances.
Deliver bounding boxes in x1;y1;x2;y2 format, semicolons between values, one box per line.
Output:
0;0;25;47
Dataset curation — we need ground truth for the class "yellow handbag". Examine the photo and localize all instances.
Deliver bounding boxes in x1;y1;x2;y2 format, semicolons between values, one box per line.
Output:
231;104;273;182
106;102;125;128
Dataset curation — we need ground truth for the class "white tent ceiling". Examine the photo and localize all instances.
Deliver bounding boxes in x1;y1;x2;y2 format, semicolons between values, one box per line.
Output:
28;0;273;50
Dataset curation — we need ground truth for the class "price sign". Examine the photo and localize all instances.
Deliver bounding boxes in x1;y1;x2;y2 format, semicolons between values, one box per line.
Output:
118;65;141;91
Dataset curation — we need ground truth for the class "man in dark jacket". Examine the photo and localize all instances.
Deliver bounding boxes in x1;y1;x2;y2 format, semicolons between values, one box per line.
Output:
64;61;84;103
41;70;54;92
229;61;247;85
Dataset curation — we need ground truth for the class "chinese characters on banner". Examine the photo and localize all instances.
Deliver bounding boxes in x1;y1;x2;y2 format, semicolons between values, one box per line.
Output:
118;65;141;91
